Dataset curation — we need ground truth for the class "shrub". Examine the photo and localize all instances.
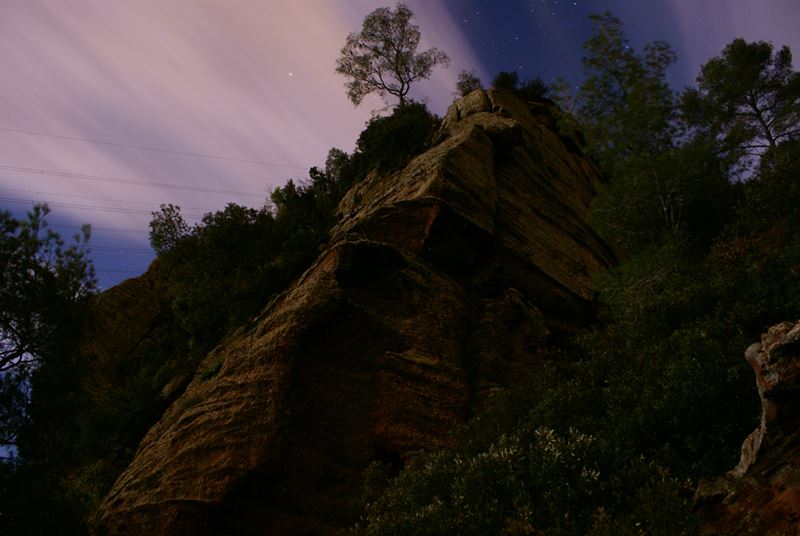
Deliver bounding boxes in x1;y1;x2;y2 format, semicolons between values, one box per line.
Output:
351;418;695;535
491;71;550;100
347;102;440;180
455;69;482;96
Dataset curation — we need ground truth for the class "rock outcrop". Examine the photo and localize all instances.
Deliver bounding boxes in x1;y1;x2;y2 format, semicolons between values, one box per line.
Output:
697;320;800;534
53;261;188;509
93;90;616;535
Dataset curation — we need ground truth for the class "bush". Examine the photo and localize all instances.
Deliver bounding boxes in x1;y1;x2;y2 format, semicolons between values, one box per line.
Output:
348;134;800;536
455;69;482;96
491;71;550;100
148;102;442;355
351;412;696;535
154;204;278;350
346;102;440;181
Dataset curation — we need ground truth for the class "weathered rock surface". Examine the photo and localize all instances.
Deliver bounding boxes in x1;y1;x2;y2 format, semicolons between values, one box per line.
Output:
94;90;616;535
53;261;188;509
697;320;800;534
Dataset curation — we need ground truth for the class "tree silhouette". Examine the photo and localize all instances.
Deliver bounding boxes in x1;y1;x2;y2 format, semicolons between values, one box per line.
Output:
0;204;95;449
335;3;450;107
683;38;800;167
455;69;482;96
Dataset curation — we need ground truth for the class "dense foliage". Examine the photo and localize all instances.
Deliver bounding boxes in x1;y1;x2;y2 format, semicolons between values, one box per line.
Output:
0;101;441;534
0;205;94;385
491;70;550;101
149;101;440;354
5;10;799;535
0;205;96;535
683;38;800;172
349;13;800;535
0;205;95;451
455;69;482;97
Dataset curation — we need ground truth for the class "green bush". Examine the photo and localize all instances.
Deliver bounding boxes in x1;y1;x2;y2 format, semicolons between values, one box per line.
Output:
350;414;695;535
151;102;441;355
346;102;440;181
491;71;550;100
348;79;800;536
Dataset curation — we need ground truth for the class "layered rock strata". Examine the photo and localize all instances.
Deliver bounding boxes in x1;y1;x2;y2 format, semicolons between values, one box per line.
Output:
697;320;800;534
94;90;616;535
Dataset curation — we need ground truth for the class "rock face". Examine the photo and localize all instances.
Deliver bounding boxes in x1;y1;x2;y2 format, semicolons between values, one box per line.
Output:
93;90;616;535
697;320;800;534
55;260;187;509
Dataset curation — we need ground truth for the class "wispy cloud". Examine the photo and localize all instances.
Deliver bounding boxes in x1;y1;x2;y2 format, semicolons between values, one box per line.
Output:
603;0;800;86
0;0;480;243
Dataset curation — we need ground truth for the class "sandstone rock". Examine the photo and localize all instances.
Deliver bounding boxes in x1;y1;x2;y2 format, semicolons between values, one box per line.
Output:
54;261;190;509
79;260;180;404
697;320;800;535
94;90;615;535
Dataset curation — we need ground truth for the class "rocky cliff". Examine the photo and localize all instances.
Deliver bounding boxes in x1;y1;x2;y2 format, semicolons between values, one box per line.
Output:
93;90;616;535
697;320;800;534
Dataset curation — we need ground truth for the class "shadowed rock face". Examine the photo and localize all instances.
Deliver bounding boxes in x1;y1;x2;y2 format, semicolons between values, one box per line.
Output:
696;320;800;535
93;90;616;535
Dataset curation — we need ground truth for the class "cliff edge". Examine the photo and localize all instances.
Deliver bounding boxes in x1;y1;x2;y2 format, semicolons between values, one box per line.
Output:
93;90;616;535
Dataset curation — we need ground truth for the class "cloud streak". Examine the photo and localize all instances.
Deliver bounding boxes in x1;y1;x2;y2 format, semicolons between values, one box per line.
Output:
0;1;481;286
601;0;800;86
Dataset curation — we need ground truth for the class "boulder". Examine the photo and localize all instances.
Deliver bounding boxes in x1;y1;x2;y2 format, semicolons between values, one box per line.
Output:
697;320;800;534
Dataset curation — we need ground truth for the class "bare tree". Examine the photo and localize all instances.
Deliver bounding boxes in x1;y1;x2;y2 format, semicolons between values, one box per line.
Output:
335;3;450;107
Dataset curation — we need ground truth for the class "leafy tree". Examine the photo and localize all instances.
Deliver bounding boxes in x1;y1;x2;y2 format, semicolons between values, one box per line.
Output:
571;12;734;253
736;140;800;233
576;12;677;168
455;69;482;96
517;76;550;100
491;70;521;92
351;101;440;174
1;205;94;377
0;205;95;533
492;71;550;100
148;203;190;254
335;3;450;107
683;38;800;169
150;203;278;349
0;205;95;449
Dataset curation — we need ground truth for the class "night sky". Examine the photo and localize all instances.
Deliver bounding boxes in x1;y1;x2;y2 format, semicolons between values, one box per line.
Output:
2;0;799;289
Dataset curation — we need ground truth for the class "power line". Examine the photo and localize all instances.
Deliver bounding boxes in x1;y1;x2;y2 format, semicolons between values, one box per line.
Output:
0;196;150;215
55;223;148;234
0;186;226;213
0;196;206;218
0;126;307;169
0;163;270;198
90;245;155;254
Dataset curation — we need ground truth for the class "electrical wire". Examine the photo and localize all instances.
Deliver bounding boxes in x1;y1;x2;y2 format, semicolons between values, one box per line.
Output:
0;195;207;218
0;163;272;198
52;223;148;234
0;126;306;169
0;186;224;213
89;245;154;254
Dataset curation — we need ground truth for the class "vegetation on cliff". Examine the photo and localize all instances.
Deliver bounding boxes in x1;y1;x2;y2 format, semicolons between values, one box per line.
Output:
2;8;799;535
335;3;450;107
0;205;96;534
348;13;800;535
148;101;440;354
0;100;442;534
